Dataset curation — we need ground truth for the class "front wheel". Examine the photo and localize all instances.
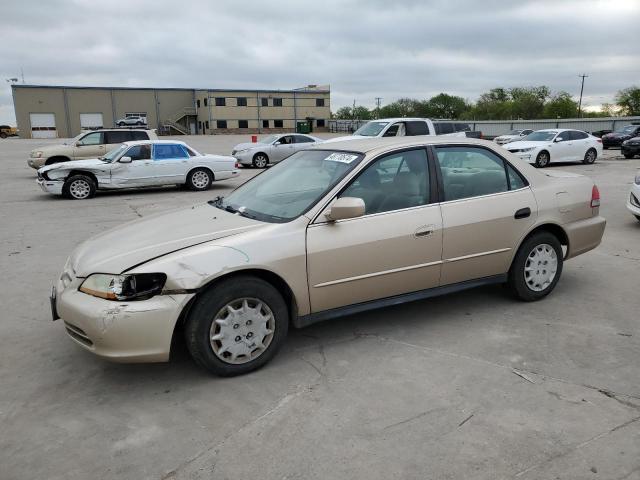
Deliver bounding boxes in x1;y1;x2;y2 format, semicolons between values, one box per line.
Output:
624;153;634;159
186;168;212;191
184;276;289;376
508;232;563;301
535;151;550;168
252;153;269;168
583;148;597;164
62;174;96;200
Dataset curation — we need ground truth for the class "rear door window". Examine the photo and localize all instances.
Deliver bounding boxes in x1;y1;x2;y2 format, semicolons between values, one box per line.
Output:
106;131;133;144
570;131;588;140
405;121;429;136
131;131;149;141
434;123;454;135
153;144;189;160
435;146;510;201
294;135;315;143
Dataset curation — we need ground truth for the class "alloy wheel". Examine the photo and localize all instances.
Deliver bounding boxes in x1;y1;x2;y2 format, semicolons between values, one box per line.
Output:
191;170;210;189
254;155;268;168
69;179;91;199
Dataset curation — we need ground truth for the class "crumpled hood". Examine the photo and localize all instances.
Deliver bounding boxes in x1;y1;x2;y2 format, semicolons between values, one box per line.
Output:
40;158;107;173
505;140;549;150
233;142;266;151
69;203;263;276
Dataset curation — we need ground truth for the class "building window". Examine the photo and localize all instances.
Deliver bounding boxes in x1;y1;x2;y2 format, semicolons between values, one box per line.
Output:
317;119;325;127
261;98;268;107
316;98;325;107
238;120;248;129
204;98;208;107
205;120;209;129
274;120;283;128
197;100;201;108
262;120;269;128
237;97;247;107
217;120;227;129
273;98;283;107
215;97;226;106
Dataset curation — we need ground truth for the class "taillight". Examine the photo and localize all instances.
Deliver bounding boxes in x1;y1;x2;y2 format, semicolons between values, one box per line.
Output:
591;185;600;208
235;161;241;169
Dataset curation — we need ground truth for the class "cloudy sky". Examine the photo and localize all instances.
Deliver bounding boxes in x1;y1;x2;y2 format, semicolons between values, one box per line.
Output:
1;0;639;124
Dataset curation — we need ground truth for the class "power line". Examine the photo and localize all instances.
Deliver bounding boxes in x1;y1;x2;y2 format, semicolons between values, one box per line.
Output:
578;74;588;117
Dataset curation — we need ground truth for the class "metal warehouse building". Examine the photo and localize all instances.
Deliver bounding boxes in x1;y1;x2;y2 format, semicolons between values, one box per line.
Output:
11;84;331;138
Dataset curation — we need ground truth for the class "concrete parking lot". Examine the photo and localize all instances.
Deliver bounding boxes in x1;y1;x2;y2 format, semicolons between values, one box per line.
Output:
1;135;638;480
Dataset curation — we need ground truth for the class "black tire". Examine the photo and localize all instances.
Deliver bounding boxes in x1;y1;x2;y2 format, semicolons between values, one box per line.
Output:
624;153;634;159
184;276;289;376
136;121;143;125
583;148;597;164
0;132;7;139
252;152;269;168
535;151;550;168
117;122;125;127
62;174;96;200
186;168;213;191
508;231;563;301
635;215;640;223
603;146;609;150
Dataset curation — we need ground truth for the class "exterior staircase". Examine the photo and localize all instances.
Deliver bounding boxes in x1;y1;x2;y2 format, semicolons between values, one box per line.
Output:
162;107;196;135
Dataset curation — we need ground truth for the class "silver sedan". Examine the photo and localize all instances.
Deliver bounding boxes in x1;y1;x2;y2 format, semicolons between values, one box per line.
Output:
232;134;322;168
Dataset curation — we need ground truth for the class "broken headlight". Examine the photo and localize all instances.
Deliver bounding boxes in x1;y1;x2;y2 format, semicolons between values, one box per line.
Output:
79;273;167;301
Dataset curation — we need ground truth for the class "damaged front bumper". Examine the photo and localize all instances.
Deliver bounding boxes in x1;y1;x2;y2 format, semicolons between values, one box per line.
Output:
54;272;193;362
37;178;63;195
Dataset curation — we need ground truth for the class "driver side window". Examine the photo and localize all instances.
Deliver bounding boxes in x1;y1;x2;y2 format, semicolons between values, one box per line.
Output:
557;131;571;142
126;144;151;161
340;149;430;215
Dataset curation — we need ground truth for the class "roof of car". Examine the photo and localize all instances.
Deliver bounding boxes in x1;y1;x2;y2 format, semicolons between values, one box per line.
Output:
122;139;188;146
308;136;494;155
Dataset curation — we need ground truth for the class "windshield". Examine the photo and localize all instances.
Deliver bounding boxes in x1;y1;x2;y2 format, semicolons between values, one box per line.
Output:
213;150;364;222
522;131;556;142
617;126;636;134
353;121;389;137
102;144;127;162
259;135;279;144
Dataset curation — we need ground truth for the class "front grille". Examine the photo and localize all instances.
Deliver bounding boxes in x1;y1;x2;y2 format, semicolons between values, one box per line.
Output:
64;321;93;346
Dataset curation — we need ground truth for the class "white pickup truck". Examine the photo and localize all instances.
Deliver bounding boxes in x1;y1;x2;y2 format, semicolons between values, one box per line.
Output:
325;118;482;143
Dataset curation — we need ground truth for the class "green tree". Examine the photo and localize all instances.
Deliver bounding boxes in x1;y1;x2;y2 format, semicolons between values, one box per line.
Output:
352;106;372;120
543;91;578;118
509;86;550;119
379;98;421;118
473;88;513;120
335;106;353;119
615;86;640;116
426;93;470;119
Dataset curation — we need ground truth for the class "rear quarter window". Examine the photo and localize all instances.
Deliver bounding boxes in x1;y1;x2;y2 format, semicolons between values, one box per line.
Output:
131;131;149;141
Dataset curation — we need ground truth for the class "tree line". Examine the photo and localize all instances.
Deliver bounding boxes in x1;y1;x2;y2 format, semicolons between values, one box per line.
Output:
333;86;640;121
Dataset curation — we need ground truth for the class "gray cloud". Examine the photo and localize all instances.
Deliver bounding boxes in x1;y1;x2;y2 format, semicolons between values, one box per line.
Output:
1;0;639;124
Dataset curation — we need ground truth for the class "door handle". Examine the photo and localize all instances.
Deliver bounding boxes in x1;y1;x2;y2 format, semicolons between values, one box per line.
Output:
414;225;435;238
514;207;531;219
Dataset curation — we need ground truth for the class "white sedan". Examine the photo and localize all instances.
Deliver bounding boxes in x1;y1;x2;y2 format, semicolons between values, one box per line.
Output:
493;129;534;145
505;129;603;168
627;171;640;222
37;140;239;200
231;134;322;168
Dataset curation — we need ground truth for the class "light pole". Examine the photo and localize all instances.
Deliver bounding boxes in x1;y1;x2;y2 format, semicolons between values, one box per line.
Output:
578;74;588;117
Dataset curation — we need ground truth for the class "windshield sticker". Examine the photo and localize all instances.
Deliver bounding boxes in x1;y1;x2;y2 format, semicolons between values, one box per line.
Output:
325;153;359;164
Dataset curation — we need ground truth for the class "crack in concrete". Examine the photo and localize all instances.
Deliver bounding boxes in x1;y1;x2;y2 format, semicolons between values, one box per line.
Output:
129;204;143;218
514;415;640;478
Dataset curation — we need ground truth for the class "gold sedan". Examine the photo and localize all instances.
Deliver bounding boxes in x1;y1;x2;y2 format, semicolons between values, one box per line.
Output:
52;137;606;376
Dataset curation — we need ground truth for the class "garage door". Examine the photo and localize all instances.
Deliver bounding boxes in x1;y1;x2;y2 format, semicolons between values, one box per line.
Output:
80;113;104;130
30;113;57;139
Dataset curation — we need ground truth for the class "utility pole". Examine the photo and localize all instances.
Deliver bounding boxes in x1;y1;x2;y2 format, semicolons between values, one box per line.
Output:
375;97;382;119
578;74;588;117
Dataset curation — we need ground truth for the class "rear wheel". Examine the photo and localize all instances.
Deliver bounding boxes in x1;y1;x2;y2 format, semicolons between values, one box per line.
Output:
187;168;212;191
535;151;550;168
184;276;289;376
508;232;563;301
583;148;597;164
62;174;96;200
624;153;635;159
0;132;7;139
252;153;269;168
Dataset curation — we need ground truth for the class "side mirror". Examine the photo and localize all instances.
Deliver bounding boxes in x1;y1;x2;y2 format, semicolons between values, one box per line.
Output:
274;141;282;146
325;197;365;221
76;142;82;147
554;137;563;142
119;156;132;163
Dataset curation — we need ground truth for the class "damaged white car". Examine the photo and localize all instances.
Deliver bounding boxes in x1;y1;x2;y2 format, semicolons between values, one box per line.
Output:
36;140;239;199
